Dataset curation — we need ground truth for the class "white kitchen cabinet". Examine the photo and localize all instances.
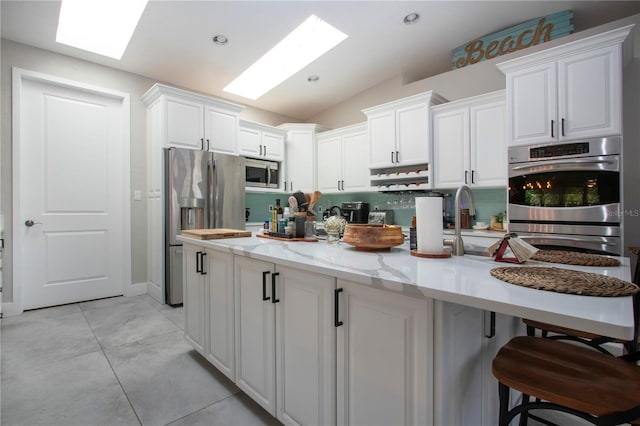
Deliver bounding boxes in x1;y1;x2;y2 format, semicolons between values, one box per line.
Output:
317;123;370;194
497;26;632;146
434;301;523;426
280;123;328;193
183;244;207;355
205;249;235;380
432;90;506;189
238;120;285;162
142;83;244;153
234;256;336;424
336;279;432;426
363;91;447;169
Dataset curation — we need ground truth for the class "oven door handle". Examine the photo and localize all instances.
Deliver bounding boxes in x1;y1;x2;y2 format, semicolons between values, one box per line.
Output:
519;235;618;246
511;159;616;171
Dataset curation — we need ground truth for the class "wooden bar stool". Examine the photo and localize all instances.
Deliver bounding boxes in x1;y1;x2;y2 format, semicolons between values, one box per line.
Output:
523;247;640;354
492;336;640;425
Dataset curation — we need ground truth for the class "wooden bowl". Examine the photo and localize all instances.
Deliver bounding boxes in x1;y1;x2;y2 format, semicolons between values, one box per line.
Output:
342;224;404;251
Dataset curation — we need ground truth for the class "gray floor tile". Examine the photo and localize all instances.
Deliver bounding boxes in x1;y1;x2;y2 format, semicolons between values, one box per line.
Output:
168;393;281;426
82;297;179;348
104;330;239;426
1;304;101;371
1;350;139;426
133;294;184;329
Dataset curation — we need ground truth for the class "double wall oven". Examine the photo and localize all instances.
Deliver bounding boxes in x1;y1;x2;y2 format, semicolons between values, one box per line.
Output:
508;137;622;255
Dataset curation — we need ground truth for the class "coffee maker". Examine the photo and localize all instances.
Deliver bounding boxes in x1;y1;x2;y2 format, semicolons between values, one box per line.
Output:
341;202;369;224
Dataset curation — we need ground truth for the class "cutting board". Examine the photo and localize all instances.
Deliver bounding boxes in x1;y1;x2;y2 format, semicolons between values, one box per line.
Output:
181;228;252;240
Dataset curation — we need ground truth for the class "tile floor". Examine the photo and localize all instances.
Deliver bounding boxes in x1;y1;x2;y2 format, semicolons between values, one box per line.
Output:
1;295;281;426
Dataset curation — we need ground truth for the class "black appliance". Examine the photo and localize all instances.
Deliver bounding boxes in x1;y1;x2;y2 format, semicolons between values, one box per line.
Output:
341;202;369;224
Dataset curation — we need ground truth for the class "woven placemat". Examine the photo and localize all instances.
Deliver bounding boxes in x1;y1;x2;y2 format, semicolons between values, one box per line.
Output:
490;266;639;297
530;250;620;267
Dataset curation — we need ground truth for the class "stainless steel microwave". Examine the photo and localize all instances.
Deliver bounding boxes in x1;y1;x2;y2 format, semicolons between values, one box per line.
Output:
245;158;280;189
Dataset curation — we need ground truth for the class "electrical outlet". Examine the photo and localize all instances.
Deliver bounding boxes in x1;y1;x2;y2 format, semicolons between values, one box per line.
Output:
317;205;323;213
268;205;274;211
374;205;380;211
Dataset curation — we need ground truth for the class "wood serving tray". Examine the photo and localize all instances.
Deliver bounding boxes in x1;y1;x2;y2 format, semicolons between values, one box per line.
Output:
181;228;252;240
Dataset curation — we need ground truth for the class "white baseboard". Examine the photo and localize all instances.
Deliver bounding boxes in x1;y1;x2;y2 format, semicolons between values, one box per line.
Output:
146;282;164;304
1;301;23;318
125;282;147;297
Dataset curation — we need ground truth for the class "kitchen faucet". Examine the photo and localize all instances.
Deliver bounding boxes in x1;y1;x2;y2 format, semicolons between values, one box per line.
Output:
444;184;476;256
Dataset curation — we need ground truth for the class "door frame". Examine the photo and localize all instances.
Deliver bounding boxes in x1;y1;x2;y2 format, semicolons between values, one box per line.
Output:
7;67;132;316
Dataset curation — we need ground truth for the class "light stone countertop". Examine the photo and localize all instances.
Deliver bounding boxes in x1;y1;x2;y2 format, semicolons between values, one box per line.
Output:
178;233;635;340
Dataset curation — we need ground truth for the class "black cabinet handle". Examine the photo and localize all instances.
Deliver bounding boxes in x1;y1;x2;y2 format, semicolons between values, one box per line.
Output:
464;170;468;185
484;311;496;338
395;151;400;164
196;251;202;273
561;118;565;137
206;139;211;151
284;181;287;192
471;170;476;184
200;138;205;151
259;145;263;156
334;288;343;327
337;180;341;191
262;271;271;301
201;252;207;275
551;120;555;138
271;272;280;303
264;145;267;156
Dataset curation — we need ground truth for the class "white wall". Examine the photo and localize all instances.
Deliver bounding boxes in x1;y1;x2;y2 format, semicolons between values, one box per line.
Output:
0;39;295;304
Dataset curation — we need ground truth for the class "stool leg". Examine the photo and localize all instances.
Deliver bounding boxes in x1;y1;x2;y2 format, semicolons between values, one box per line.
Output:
499;382;510;426
518;394;530;426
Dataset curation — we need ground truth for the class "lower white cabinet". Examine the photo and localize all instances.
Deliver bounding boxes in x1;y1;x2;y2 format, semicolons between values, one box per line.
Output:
183;244;235;380
434;301;523;426
234;256;336;425
336;279;432;426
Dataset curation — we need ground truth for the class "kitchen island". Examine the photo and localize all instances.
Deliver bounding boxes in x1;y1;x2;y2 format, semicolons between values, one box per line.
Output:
178;233;634;426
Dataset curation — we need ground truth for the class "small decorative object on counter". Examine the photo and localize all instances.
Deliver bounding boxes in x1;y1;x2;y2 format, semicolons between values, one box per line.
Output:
294;213;306;238
304;221;316;240
324;215;346;244
489;233;539;264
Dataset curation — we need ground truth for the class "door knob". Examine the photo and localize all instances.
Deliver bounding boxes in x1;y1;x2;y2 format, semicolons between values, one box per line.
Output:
25;219;42;227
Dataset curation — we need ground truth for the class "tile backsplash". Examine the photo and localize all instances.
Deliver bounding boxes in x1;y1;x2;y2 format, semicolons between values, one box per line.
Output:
246;188;507;227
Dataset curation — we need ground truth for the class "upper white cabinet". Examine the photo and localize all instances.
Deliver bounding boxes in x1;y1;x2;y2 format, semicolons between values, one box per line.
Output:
238;120;286;162
142;83;244;153
497;25;633;146
279;123;328;193
317;123;371;194
363;91;447;168
432;90;507;189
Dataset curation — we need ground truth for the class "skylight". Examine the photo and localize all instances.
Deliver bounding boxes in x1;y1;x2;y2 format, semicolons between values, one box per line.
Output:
56;0;148;60
223;15;348;100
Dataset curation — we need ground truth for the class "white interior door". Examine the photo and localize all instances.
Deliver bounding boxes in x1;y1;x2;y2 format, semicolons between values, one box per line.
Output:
15;70;129;310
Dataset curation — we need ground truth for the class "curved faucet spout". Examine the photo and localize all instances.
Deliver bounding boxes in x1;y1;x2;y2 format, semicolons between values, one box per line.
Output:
444;184;476;256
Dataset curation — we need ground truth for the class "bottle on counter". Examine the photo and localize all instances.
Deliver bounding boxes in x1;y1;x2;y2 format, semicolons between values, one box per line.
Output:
276;199;283;221
410;215;417;251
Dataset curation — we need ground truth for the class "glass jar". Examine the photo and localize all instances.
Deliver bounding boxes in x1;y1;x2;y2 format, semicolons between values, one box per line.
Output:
326;230;340;244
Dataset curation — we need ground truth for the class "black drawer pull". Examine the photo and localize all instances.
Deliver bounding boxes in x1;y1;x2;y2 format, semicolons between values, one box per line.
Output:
271;272;280;303
262;271;271;301
201;252;207;275
334;288;343;327
196;251;202;273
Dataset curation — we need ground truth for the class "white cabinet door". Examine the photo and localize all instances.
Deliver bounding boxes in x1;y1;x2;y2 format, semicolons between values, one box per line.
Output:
206;249;235;381
234;256;276;416
205;104;237;154
262;130;284;162
337;280;432;426
433;108;469;189
396;103;430;166
167;97;205;149
183;244;207;355
317;136;343;193
434;302;484;426
342;131;370;192
285;130;315;192
275;266;336;426
558;45;622;140
506;62;557;146
470;101;507;187
238;126;262;158
368;111;396;168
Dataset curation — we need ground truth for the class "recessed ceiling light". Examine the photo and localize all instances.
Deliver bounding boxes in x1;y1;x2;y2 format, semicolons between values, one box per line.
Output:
212;35;228;46
403;13;420;25
56;0;148;59
223;14;348;100
308;75;320;83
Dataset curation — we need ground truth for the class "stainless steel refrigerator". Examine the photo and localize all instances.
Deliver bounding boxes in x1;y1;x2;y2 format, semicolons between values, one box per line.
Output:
165;147;246;305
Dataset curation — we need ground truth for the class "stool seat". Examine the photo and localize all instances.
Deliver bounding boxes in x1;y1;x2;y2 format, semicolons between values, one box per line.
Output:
493;336;640;423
